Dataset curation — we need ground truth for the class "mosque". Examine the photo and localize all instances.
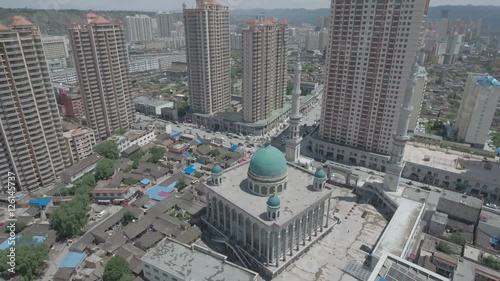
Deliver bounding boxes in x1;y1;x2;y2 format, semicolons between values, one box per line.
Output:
202;145;334;278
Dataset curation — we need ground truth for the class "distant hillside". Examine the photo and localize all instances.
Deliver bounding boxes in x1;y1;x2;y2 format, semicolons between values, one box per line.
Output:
1;5;500;36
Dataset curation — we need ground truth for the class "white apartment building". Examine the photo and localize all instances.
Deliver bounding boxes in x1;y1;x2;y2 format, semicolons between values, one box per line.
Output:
63;128;96;165
156;12;175;38
135;96;175;116
69;13;134;140
50;68;78;85
41;35;69;70
456;73;500;148
183;0;231;114
129;58;160;73
125;15;154;42
109;130;155;152
242;18;288;123
230;32;242;50
0;17;69;192
319;0;429;155
305;31;320;51
408;66;428;132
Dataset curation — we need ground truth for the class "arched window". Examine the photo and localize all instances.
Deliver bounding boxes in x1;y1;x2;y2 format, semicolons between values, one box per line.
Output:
277;185;283;193
270;186;276;194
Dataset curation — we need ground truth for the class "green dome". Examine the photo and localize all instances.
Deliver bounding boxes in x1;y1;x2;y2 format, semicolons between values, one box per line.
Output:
249;144;287;178
267;194;281;207
315;168;327;179
211;164;223;175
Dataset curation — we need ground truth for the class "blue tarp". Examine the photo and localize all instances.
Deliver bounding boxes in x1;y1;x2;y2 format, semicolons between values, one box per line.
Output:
29;198;52;208
170;131;182;137
183;151;191;158
496;148;500;154
229;145;239;152
146;183;177;201
194;138;203;144
60;252;86;268
183;165;197;175
491;237;499;246
0;235;46;250
140;178;151;185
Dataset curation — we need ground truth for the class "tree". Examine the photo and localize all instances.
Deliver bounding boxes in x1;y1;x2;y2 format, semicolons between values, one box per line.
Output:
482;256;500;271
95;159;115;181
222;154;231;161
210;149;221;157
0;238;48;280
4;221;25;234
50;195;90;239
94;141;119;159
150;146;166;164
449;233;466;246
436;242;452;254
114;128;127;135
129;151;144;162
122;211;136;226
177;178;187;192
123;177;139;185
103;256;134;281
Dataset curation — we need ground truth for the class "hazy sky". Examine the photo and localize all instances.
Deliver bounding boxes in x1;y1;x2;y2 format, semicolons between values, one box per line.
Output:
0;0;499;11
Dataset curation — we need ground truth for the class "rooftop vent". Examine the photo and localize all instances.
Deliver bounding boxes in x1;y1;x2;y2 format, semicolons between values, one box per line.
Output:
423;155;431;162
460;200;467;205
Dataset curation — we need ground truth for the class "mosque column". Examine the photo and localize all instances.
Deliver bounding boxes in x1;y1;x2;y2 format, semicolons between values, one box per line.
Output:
312;208;317;236
302;214;307;245
243;217;247;247
266;231;271;265
290;223;294;256
251;224;254;251
308;210;313;241
296;218;301;250
210;198;215;223
223;205;227;233
276;232;281;266
217;201;221;228
319;202;324;232
283;229;288;262
259;228;262;256
326;198;331;228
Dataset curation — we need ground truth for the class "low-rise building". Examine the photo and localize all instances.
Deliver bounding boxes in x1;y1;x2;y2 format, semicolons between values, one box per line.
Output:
475;208;500;251
64;128;96;165
109;130;155;152
60;155;100;184
91;186;135;203
60;93;85;118
436;190;482;225
135;96;175;117
142;237;259;281
368;253;450;281
130;120;173;135
50;68;77;85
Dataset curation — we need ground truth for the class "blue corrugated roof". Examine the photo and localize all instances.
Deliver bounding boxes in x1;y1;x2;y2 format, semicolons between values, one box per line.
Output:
140;178;151;185
0;235;47;250
60;252;86;268
229;145;239;152
183;151;191;158
146;183;177;201
29;198;52;208
491;237;499;245
170;131;182;137
183;164;197;175
194;138;203;144
477;76;500;86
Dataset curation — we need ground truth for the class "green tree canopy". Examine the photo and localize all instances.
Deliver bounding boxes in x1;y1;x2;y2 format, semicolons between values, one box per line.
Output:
94;141;120;159
0;237;48;280
123;177;139;185
50;195;91;239
103;256;134;281
150;146;166;164
482;255;500;271
177;178;187;192
4;221;25;234
449;232;465;246
58;174;96;197
122;211;136;226
436;242;452;254
210;149;221;157
95;159;115;181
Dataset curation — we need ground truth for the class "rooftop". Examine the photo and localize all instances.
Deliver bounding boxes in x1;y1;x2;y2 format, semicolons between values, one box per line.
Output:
204;162;331;227
61;154;100;176
440;190;483;209
431;211;448;225
368;253;450;281
475;74;500;87
142;238;258;281
404;144;500;186
135;96;174;108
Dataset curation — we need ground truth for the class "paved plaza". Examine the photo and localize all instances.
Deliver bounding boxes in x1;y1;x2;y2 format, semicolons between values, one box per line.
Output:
273;187;387;281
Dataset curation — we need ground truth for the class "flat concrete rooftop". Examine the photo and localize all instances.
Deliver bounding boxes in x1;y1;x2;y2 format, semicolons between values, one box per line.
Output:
404;144;500;185
142;238;258;281
206;162;331;227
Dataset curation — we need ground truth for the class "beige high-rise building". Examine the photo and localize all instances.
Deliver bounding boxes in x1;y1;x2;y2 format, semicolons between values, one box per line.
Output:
124;15;154;42
242;18;288;123
64;128;96;165
320;0;429;155
157;12;174;38
69;13;134;140
183;0;231;115
0;17;68;192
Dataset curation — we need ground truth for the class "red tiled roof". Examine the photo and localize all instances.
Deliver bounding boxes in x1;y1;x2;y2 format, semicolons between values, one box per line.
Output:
0;23;10;32
91;16;112;25
82;12;98;18
280;18;288;25
247;18;259;24
263;19;274;26
10;16;34;27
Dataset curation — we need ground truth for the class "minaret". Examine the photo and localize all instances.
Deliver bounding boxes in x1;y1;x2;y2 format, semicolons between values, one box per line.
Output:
383;56;419;192
285;50;302;162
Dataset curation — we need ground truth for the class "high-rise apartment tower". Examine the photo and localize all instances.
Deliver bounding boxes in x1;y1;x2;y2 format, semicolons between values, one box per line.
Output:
69;13;134;140
0;17;68;192
183;0;231;114
320;0;429;155
124;15;154;42
242;17;288;123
